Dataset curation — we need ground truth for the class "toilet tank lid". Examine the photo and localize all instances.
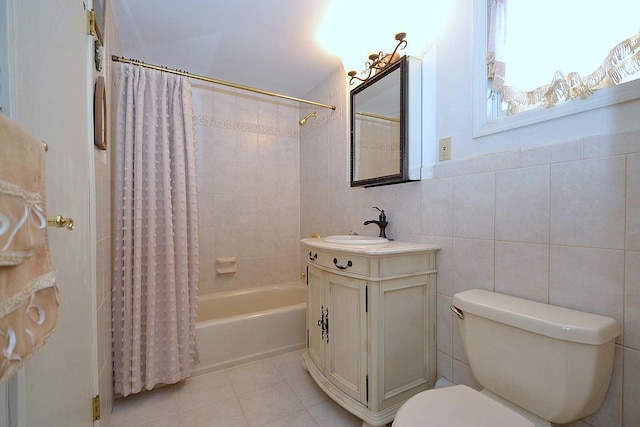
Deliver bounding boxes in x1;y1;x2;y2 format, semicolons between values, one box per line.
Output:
453;290;621;345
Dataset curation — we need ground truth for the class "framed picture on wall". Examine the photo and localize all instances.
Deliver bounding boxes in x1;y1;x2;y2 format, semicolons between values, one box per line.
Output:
94;0;105;46
94;76;107;150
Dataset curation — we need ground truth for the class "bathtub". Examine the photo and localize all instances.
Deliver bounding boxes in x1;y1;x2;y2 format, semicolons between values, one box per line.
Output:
192;283;306;376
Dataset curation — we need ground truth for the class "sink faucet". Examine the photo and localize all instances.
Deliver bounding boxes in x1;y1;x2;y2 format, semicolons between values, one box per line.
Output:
364;207;388;238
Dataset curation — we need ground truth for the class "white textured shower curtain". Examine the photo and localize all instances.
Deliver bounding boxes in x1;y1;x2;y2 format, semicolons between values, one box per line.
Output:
113;63;199;396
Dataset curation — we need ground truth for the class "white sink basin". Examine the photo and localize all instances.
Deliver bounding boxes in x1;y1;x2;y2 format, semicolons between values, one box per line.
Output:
323;235;389;245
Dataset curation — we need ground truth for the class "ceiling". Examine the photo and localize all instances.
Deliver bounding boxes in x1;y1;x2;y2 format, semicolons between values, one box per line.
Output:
110;0;343;98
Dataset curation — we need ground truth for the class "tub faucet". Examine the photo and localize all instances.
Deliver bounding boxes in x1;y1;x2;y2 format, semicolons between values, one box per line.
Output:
364;207;388;238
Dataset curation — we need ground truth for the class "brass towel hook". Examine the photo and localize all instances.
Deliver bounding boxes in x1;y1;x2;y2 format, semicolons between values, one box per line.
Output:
47;215;75;231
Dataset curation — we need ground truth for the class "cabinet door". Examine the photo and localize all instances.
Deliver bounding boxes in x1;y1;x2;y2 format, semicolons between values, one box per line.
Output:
380;279;434;408
307;265;326;370
325;272;367;404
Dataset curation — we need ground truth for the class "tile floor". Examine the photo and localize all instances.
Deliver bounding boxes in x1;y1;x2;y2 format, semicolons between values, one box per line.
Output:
110;349;363;427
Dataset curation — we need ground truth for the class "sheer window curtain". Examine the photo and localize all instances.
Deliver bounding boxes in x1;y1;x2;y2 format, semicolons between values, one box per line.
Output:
112;63;199;396
487;0;640;114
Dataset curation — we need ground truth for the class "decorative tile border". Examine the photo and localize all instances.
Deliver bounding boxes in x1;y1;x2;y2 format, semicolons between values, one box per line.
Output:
192;105;343;138
193;114;299;138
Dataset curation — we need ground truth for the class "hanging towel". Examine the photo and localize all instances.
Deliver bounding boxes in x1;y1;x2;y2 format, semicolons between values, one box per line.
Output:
0;113;58;384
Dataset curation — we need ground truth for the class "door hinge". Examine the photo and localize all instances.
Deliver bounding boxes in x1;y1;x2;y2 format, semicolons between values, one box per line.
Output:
87;10;96;36
92;395;101;421
306;329;309;347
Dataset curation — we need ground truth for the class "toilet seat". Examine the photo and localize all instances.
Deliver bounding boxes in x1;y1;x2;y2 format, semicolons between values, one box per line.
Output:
393;385;535;427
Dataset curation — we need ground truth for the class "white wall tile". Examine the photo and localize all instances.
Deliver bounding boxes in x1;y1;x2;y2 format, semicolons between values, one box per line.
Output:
583;130;640;159
421;177;453;237
627;154;640;251
452;358;481;391
277;100;300;130
624;347;640;426
583;345;623;427
214;226;237;258
196;157;216;193
237;131;258;165
625;251;640;350
550;156;626;249
236;93;258;125
258;96;278;128
436;351;453;383
519;140;583;167
257;134;279;165
277;137;299;167
437;294;453;355
495;242;549;303
434;157;474;179
472;150;519;173
495;166;549;244
394;181;422;235
452;238;494;294
549;246;624;325
212;127;237;164
213;161;238;195
453;173;495;239
212;87;237;122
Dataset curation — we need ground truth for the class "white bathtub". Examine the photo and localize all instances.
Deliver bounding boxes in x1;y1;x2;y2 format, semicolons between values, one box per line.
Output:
192;283;306;376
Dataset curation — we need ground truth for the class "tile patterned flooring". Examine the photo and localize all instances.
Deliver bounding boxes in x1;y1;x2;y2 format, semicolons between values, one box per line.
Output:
110;349;363;427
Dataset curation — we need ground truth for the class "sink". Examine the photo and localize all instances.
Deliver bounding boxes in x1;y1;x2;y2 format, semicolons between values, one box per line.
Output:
323;235;389;245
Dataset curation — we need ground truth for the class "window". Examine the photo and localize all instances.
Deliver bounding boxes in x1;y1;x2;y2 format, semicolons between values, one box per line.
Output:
474;0;640;136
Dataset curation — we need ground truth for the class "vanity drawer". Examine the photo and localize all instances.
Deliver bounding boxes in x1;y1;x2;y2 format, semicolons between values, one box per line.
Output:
379;252;436;276
306;249;370;276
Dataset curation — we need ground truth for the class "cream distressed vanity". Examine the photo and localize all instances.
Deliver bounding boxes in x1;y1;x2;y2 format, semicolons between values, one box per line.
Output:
301;237;440;427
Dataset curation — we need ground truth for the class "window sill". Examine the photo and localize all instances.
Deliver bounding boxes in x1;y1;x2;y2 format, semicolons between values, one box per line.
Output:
473;80;640;138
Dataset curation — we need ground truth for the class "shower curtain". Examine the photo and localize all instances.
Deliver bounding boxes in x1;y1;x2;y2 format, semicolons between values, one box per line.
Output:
112;63;199;396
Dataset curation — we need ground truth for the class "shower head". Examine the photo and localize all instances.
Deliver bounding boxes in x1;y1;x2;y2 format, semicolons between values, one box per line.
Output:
299;112;317;126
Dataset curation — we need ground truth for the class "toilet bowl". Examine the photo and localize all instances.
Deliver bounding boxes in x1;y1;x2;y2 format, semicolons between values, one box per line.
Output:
392;289;621;427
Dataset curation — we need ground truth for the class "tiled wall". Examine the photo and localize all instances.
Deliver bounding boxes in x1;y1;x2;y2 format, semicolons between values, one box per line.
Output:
300;66;640;426
191;83;302;296
428;132;640;427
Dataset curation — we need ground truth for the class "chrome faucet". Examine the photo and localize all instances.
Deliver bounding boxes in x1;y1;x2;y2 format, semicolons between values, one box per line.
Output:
364;207;388;238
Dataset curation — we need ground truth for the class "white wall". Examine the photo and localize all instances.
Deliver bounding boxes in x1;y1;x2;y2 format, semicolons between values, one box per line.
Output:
433;0;640;162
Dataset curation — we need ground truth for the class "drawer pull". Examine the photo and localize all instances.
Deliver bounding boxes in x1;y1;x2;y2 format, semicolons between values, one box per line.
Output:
333;258;353;270
308;251;318;261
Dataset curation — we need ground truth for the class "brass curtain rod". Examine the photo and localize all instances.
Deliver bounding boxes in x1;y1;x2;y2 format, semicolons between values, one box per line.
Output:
356;111;400;123
111;55;336;111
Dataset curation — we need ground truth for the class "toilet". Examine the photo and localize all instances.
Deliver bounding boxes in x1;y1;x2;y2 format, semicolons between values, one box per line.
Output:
393;289;621;427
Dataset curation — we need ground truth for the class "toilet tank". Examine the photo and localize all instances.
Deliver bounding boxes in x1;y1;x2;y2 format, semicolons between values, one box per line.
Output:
452;289;621;425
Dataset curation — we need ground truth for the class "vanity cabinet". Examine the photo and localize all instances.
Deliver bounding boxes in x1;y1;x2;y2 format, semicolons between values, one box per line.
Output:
302;238;440;427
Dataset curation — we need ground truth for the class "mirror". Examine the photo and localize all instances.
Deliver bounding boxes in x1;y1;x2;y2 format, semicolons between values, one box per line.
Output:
350;55;421;187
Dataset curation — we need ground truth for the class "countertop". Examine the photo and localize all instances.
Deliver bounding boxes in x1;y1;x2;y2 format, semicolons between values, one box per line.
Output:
301;237;441;255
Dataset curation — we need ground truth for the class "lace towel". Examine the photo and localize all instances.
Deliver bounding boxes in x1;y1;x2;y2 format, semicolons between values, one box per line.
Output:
0;113;58;384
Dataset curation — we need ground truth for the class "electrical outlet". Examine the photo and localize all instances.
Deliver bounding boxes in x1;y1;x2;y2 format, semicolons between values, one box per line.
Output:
439;137;452;161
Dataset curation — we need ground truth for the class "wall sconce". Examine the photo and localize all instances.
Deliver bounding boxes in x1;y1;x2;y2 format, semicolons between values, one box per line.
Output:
348;32;408;85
